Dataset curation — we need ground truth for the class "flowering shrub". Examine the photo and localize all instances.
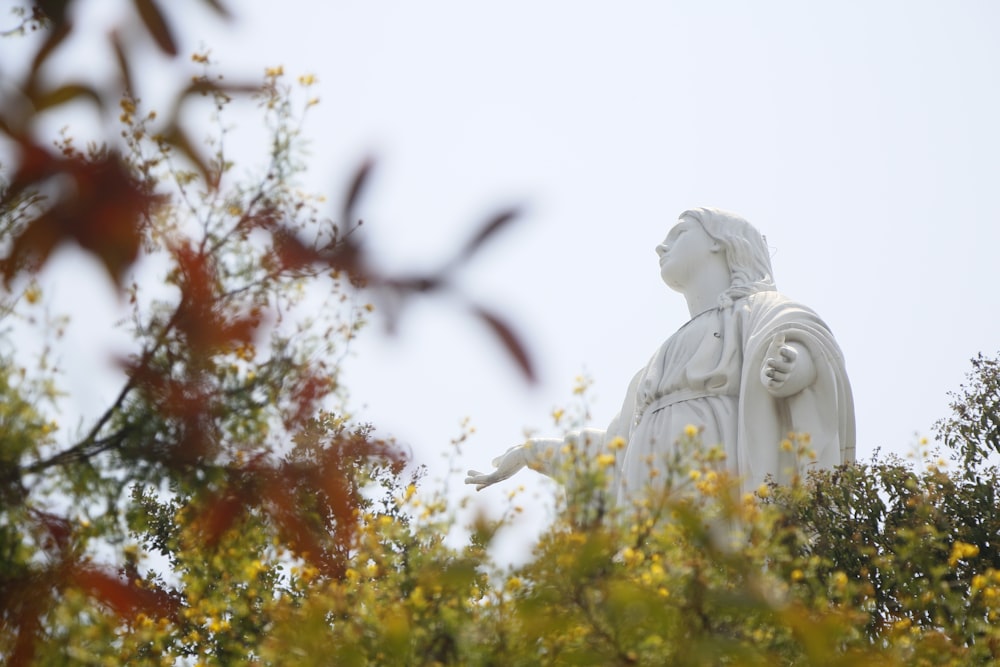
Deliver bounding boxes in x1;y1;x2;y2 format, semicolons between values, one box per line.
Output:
58;407;996;666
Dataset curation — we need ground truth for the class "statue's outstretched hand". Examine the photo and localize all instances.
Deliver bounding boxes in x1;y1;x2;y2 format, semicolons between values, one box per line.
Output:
465;445;529;491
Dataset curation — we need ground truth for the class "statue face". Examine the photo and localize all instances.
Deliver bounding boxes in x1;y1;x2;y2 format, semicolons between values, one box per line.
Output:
656;217;719;290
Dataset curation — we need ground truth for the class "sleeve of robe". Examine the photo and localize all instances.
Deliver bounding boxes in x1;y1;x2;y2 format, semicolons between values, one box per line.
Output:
736;291;856;493
523;370;641;483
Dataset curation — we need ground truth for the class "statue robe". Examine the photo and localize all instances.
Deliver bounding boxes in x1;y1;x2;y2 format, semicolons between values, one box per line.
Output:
530;290;854;505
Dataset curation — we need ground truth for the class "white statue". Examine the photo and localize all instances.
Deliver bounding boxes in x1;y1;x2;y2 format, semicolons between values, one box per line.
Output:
465;207;855;506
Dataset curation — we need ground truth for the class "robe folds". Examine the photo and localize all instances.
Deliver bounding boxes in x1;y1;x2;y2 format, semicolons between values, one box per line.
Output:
529;290;854;506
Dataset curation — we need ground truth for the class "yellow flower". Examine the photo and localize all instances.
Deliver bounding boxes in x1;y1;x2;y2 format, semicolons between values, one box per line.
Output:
608;436;626;450
24;286;41;304
596;453;616;467
243;559;264;579
409;585;428;609
948;541;979;567
265;65;284;77
683;424;699;438
756;483;770;498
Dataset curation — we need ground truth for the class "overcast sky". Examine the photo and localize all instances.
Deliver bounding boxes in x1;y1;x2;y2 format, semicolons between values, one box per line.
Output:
4;1;999;557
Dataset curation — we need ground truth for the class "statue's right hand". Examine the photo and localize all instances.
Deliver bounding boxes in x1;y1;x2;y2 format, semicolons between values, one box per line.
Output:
464;445;529;491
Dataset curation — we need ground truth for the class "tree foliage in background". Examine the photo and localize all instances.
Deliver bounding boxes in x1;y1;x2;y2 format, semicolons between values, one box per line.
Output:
3;2;1000;666
0;1;527;664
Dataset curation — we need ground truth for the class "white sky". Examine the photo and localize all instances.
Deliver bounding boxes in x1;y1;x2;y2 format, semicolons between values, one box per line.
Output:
4;1;1000;557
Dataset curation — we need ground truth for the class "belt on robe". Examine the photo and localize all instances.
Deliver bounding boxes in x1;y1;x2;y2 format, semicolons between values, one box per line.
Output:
634;389;737;425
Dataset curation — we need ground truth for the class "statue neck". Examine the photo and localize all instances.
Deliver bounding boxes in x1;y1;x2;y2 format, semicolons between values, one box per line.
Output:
680;263;732;318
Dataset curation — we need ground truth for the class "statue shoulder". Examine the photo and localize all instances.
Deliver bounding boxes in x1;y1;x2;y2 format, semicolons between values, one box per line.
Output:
745;290;821;321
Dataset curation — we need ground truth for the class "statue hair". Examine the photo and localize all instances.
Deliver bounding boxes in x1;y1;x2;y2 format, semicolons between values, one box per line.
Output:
679;207;776;307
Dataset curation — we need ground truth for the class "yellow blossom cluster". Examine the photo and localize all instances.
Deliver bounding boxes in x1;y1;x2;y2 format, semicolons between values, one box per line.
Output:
949;540;980;567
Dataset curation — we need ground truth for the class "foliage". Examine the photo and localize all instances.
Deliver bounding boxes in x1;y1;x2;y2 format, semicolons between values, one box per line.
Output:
0;1;526;664
3;2;1000;666
935;353;1000;475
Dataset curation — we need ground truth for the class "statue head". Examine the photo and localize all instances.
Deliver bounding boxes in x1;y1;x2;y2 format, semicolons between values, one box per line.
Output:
678;207;776;307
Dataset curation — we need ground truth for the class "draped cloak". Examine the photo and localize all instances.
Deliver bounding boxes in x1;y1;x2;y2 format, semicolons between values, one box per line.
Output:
530;290;854;506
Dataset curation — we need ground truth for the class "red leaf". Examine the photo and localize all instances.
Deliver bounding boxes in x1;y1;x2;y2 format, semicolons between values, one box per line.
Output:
273;228;321;271
341;158;374;225
0;212;61;283
1;150;149;288
28;16;72;80
74;566;179;620
460;207;521;260
196;492;248;546
200;0;232;18
7;589;43;667
263;479;336;575
474;307;536;383
132;0;178;56
111;31;135;95
160;124;213;186
69;156;148;285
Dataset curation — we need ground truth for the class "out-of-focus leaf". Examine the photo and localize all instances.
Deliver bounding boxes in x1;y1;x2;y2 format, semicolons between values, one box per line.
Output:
74;565;179;620
160;124;212;186
473;306;536;383
33;509;72;555
68;155;149;286
34;0;71;27
273;228;320;272
341;158;374;225
32;83;103;113
200;0;232;18
0;211;61;284
264;478;336;575
177;78;258;101
133;0;178;56
8;595;42;667
27;15;71;78
325;238;363;281
459;207;521;260
196;492;248;546
111;31;135;94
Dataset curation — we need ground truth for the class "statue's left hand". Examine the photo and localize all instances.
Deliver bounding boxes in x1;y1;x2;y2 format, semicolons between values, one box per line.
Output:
761;334;817;398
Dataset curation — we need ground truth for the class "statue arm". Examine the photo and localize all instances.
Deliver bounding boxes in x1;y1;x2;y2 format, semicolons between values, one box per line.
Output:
465;430;608;491
465;370;641;492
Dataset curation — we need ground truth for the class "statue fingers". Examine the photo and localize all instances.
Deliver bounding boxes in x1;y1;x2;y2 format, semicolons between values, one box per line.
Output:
465;470;490;486
768;356;795;374
767;368;789;384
